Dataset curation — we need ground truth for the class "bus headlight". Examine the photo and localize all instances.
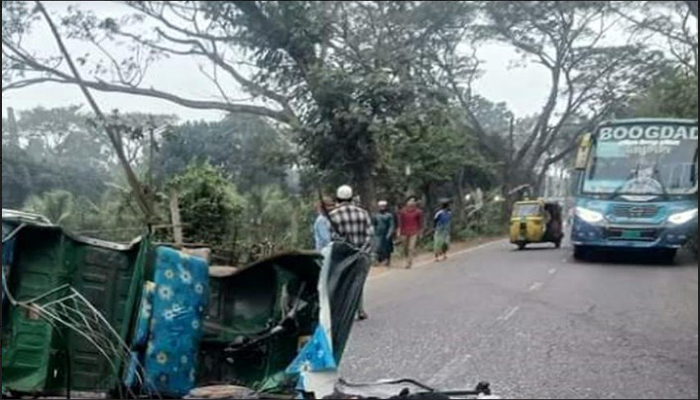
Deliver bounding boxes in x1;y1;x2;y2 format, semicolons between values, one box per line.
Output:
576;207;605;224
668;209;698;225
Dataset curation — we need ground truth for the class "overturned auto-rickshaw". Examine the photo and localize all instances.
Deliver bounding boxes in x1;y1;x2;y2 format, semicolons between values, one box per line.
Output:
2;209;495;399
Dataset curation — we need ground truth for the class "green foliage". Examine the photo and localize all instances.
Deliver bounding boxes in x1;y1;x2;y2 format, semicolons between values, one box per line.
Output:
199;1;477;204
1;106;174;209
157;115;292;193
454;189;509;240
23;190;75;225
243;186;316;251
168;164;315;257
69;194;145;242
168;162;245;247
20;186;148;242
245;186;294;244
2;1;698;259
381;107;494;189
2;106;110;207
626;69;699;119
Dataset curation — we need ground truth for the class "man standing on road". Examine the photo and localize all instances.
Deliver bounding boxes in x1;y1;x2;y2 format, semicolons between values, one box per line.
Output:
373;200;395;267
433;200;452;262
329;185;374;320
398;197;423;269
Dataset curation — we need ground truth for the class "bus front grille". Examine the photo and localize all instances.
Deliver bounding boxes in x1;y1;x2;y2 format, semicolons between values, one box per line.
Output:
612;204;660;219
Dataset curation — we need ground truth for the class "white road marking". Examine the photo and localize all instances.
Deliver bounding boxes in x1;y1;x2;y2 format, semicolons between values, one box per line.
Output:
528;282;545;292
497;306;521;322
548;268;558;275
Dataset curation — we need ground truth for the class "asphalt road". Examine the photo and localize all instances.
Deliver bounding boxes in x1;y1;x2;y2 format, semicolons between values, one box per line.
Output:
340;241;699;399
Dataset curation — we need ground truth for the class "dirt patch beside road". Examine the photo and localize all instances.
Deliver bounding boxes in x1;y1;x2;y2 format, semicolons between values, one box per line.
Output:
368;236;506;280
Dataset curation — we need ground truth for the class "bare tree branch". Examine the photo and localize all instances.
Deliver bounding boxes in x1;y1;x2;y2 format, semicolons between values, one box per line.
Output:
2;78;53;93
3;2;300;127
2;35;296;124
111;7;300;124
35;0;155;221
126;2;242;43
514;66;561;166
613;3;698;48
433;54;499;157
63;77;294;122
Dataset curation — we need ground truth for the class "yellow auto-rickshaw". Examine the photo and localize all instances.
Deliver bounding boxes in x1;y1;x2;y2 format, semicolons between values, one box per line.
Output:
510;199;565;250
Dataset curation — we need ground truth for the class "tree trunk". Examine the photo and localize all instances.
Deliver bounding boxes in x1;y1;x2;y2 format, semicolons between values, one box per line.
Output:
535;166;551;198
502;161;531;217
290;196;300;247
169;190;183;247
353;163;377;211
424;182;439;211
422;182;435;231
502;185;514;222
455;170;467;228
37;3;154;223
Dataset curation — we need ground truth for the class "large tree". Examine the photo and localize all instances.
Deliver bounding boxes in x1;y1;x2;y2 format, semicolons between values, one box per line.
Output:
2;0;688;208
430;1;668;196
2;1;474;206
625;67;698;119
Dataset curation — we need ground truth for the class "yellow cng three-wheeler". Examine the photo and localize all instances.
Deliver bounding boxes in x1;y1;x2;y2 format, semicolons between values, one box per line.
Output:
510;200;565;250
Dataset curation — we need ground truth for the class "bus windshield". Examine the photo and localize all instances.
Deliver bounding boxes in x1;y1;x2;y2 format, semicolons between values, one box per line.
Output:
584;122;698;197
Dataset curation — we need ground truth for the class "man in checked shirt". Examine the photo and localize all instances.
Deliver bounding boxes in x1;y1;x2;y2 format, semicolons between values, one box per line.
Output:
329;185;374;320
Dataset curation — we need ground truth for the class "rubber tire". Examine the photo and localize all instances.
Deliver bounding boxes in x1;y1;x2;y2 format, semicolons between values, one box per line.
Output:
658;249;678;265
555;240;562;249
518;243;527;251
574;246;590;261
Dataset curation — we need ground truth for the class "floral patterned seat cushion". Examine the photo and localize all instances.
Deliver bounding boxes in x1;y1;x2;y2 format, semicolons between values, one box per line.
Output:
135;247;210;398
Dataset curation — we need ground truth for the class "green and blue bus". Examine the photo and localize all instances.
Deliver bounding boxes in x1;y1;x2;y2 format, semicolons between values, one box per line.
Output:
572;118;698;262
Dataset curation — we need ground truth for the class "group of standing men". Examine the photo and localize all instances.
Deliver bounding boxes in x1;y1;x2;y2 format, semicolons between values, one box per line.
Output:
314;185;454;269
377;196;453;267
313;185;453;321
374;197;424;269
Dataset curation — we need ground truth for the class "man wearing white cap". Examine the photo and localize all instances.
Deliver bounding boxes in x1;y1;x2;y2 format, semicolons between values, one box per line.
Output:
329;185;374;253
329;185;373;320
373;200;395;267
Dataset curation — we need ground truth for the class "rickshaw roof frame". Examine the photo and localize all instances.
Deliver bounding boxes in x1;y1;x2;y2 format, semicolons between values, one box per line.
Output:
2;209;53;226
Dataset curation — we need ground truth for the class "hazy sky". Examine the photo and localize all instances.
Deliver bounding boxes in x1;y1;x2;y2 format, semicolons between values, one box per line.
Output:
2;2;559;122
